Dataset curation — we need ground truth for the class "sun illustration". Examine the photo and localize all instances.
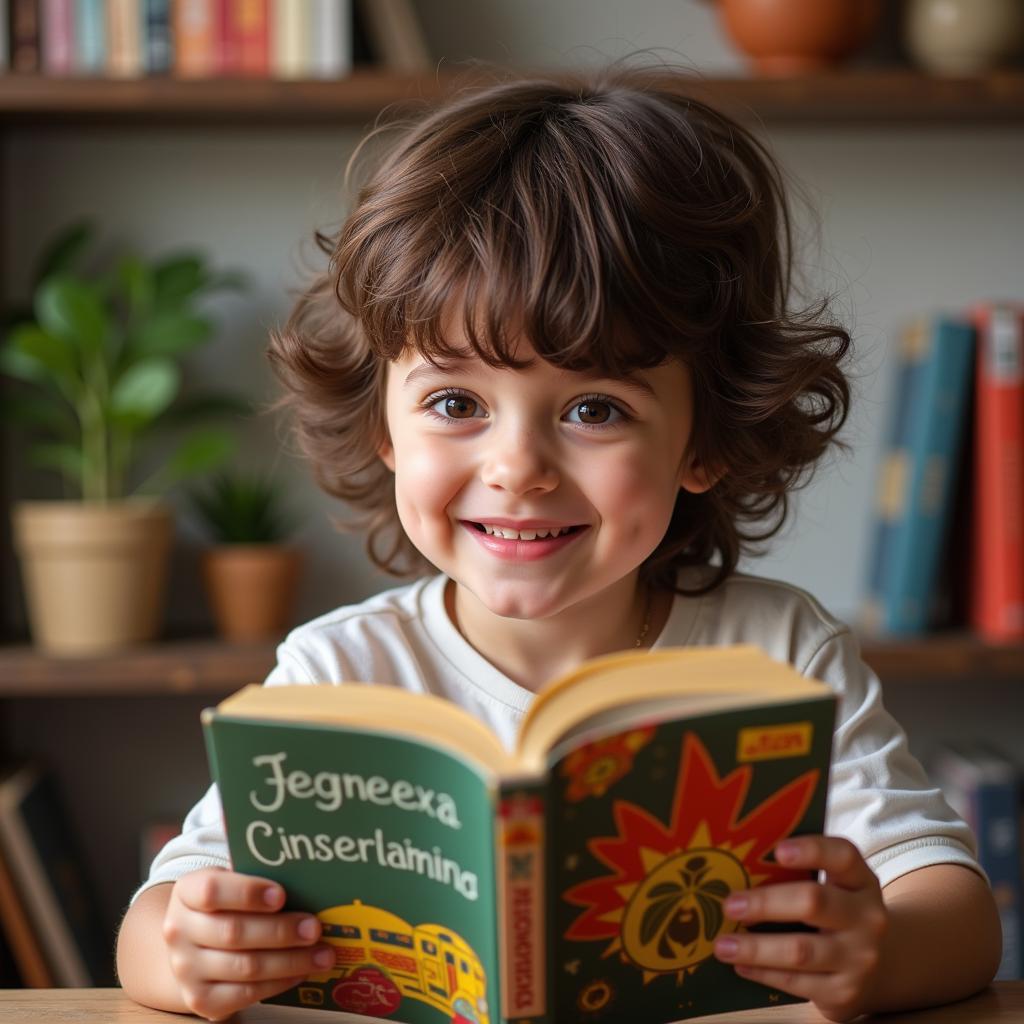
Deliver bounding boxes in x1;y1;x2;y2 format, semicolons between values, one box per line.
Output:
563;732;819;985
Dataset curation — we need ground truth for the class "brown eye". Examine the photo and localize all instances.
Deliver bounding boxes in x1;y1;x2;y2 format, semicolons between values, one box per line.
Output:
575;401;611;424
431;394;479;419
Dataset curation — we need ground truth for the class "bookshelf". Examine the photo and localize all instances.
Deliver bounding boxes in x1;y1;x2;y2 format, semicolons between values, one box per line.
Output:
0;69;1023;126
2;64;1023;975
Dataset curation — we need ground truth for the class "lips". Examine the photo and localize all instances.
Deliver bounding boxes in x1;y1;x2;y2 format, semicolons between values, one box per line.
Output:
469;522;582;541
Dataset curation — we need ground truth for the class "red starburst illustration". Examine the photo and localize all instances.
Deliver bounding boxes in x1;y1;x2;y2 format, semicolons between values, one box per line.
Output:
559;727;655;801
563;731;819;976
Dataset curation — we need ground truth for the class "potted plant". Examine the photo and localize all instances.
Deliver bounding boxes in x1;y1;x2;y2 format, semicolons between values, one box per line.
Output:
189;471;302;642
0;220;248;654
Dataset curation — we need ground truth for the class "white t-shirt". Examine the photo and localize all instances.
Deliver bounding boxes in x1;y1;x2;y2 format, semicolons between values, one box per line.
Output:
137;570;980;900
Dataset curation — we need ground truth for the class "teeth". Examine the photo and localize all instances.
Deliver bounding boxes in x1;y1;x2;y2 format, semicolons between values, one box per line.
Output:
479;524;572;540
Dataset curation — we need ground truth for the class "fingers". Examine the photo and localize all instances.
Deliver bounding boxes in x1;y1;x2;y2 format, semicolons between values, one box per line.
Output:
728;964;866;1022
176;944;336;985
715;929;858;974
170;903;323;952
722;878;876;931
774;836;877;892
175;868;288;914
181;976;308;1022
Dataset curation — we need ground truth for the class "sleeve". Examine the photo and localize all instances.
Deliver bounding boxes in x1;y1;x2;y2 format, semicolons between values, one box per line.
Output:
130;645;319;904
808;629;985;888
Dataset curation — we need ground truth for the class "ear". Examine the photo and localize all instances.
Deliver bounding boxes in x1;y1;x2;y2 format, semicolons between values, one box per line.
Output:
679;451;724;495
378;438;396;473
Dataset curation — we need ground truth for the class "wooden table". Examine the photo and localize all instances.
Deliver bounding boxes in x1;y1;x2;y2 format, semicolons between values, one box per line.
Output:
0;985;1019;1022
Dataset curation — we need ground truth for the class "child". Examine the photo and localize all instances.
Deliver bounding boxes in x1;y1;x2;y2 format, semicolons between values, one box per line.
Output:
117;65;1000;1022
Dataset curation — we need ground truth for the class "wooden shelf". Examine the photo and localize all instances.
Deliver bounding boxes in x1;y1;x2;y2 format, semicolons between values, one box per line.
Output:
0;634;1020;697
1;69;1023;126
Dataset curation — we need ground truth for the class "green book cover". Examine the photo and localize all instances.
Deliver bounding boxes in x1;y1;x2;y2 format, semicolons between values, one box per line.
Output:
203;646;836;1024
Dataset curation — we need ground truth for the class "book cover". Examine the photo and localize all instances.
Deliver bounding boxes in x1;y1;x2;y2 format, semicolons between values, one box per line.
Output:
74;0;105;73
970;304;1024;641
931;741;1022;980
872;316;976;635
0;761;114;986
204;645;836;1023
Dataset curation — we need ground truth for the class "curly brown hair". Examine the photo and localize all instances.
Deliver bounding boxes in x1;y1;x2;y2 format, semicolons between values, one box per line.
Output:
267;63;851;595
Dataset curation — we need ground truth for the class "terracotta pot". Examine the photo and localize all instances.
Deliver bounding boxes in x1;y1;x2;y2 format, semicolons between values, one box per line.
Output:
905;0;1024;75
13;499;173;655
201;545;302;642
716;0;883;75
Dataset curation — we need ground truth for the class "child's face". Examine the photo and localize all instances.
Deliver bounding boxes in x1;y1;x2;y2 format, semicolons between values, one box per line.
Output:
379;335;713;623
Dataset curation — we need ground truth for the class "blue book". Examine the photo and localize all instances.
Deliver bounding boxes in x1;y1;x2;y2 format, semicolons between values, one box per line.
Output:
875;316;975;634
75;0;106;74
931;741;1022;980
145;0;172;74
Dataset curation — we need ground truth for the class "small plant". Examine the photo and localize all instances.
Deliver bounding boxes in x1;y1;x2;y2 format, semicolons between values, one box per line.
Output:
0;219;249;501
190;471;298;545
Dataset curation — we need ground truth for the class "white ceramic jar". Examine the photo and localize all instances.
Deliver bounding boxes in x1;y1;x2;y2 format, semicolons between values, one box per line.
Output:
905;0;1024;74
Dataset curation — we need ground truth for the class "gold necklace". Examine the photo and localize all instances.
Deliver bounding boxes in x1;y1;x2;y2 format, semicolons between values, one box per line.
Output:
634;586;652;648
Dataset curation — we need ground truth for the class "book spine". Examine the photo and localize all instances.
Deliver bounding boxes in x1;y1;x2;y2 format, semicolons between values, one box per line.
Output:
232;0;268;75
496;780;551;1024
883;316;975;634
74;0;105;73
10;0;41;72
215;0;235;73
41;0;73;74
970;304;1024;641
174;0;216;77
105;0;143;77
0;0;8;72
309;0;350;78
862;324;922;634
270;0;307;79
144;0;172;74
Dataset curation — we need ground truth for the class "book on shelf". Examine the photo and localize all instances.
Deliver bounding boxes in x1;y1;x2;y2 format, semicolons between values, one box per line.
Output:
931;741;1022;980
0;760;114;986
0;821;53;987
203;644;836;1023
862;314;976;636
355;0;430;74
970;303;1024;642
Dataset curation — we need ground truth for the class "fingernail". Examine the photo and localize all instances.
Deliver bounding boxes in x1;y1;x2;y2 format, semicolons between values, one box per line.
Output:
263;886;282;906
313;947;334;968
776;840;799;863
715;937;739;959
724;895;748;917
298;917;320;941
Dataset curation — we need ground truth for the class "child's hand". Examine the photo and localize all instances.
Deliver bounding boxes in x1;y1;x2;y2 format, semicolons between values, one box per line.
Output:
162;867;335;1021
713;836;887;1023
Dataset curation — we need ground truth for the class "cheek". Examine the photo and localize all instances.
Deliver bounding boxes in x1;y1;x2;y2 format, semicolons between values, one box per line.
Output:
392;438;466;527
591;454;679;539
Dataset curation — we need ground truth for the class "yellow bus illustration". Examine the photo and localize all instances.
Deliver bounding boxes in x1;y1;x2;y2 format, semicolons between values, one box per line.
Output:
300;900;490;1024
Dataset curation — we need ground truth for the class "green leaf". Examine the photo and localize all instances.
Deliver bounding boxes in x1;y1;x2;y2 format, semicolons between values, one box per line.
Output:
0;391;78;437
32;220;95;288
133;312;212;357
29;441;85;483
11;323;80;391
153;254;206;307
0;336;50;384
110;358;180;423
35;275;109;361
118;255;155;318
161;429;236;487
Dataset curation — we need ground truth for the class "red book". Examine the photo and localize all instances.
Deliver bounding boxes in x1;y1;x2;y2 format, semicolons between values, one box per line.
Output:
970;304;1024;641
232;0;268;76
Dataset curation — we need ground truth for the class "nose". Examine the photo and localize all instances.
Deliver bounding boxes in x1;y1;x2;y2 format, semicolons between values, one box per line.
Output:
479;422;559;495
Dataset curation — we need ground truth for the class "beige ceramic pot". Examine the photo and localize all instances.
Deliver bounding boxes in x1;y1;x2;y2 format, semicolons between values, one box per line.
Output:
716;0;883;74
13;499;173;655
905;0;1024;74
201;545;301;642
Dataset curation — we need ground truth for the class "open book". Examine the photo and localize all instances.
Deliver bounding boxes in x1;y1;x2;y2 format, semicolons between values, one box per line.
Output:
202;644;836;1024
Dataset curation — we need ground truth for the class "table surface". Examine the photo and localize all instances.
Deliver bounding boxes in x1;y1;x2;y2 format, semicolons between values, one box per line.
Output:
0;985;1019;1022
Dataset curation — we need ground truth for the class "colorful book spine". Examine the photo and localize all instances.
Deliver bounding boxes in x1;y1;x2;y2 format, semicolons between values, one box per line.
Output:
232;0;269;75
174;0;217;77
41;0;74;74
270;0;308;79
144;0;172;74
105;0;143;77
309;0;350;78
878;316;976;634
0;0;8;72
970;304;1024;641
10;0;41;72
74;0;106;73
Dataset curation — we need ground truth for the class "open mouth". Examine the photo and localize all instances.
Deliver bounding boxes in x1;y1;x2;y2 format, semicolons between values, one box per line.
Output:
467;522;585;541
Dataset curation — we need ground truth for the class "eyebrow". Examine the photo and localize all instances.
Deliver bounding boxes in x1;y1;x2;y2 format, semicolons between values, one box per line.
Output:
403;360;656;399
